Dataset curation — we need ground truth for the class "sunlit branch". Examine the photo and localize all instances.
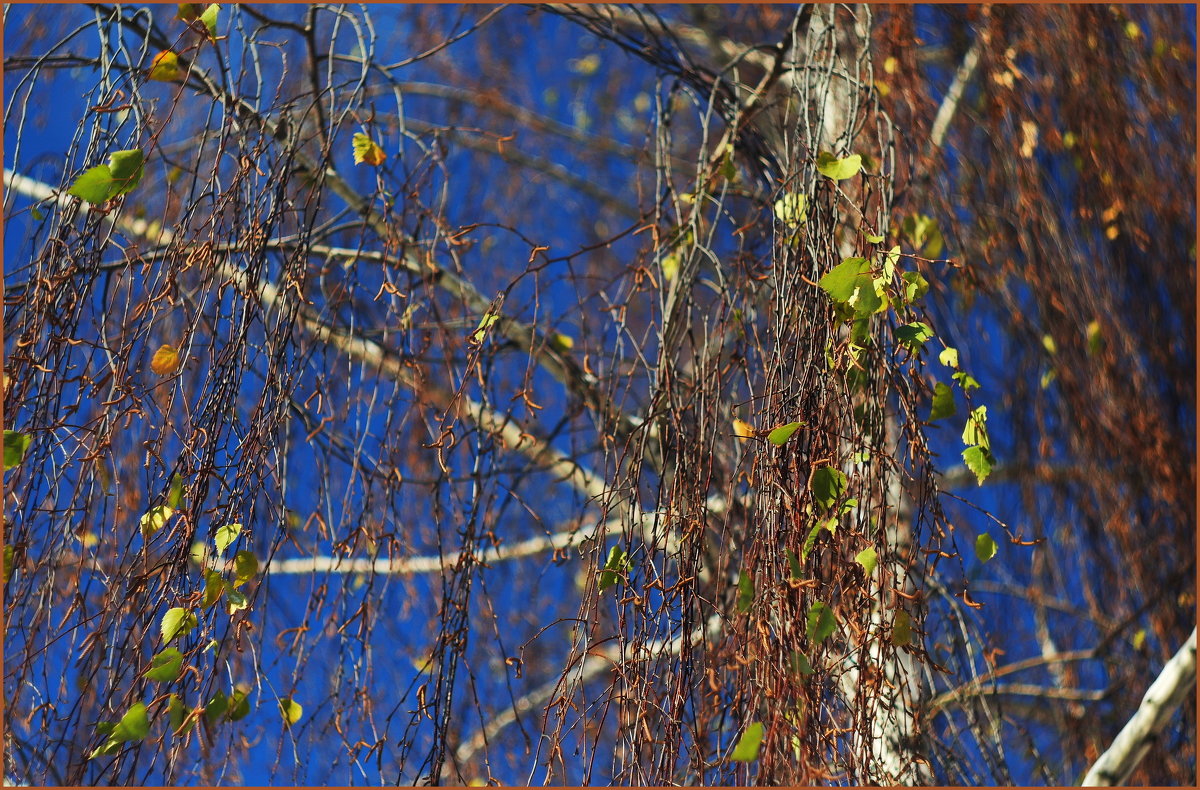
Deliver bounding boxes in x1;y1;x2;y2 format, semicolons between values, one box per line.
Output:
928;32;984;152
1082;627;1197;787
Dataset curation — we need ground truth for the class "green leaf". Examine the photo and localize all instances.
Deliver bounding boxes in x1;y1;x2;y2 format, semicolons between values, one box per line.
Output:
145;647;184;682
4;430;31;470
167;473;185;509
895;322;934;350
3;544;13;583
816;151;862;181
892;610;912;646
227;686;252;721
203;569;225;608
167;694;195;736
199;3;220;38
31;205;45;221
952;370;981;392
773;192;807;228
214;522;242;555
279;698;304;727
109;704;150;742
160;607;197;642
923;227;944;259
800;522;823;561
851;278;886;317
819;257;871;304
766;421;803;446
929;382;956;421
865;232;885;244
232;550;258;587
177;3;202;21
471;312;500;342
810;466;847;512
962;406;990;450
900;270;929;303
789;650;814;676
806;601;837;643
69;150;145;205
205;689;229;723
881;245;900;280
140;504;174;537
737;570;754;613
902;213;944;258
938;346;959;368
598;545;629;592
90;734;123;753
225;587;249;613
975;533;998;563
89;702;150;758
729;722;764;762
720;145;737;181
68;165;118;204
785;549;802;580
961;445;995;485
107;150;144;196
854;546;878;577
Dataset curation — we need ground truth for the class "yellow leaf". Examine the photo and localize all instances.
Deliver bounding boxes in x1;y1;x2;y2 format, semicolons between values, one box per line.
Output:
352;132;386;166
661;252;680;282
140;505;174;537
149;51;182;82
279;698;303;726
569;53;601;76
733;419;756;440
150;344;181;376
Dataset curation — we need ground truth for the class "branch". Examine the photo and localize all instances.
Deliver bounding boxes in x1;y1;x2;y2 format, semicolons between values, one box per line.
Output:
937;460;1105;490
83;3;647;445
928;33;983;152
448;612;723;777
926;649;1100;716
3;168;610;506
1081;627;1197;787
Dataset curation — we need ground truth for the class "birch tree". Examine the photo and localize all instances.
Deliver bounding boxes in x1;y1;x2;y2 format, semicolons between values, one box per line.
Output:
3;4;1193;785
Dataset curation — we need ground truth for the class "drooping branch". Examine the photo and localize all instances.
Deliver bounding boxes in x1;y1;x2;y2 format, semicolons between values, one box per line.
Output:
3;167;610;507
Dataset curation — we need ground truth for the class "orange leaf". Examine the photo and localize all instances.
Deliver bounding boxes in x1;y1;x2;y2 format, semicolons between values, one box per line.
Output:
149;51;182;82
352;132;386;167
150;344;181;376
732;419;756;440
